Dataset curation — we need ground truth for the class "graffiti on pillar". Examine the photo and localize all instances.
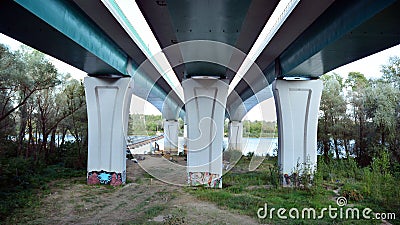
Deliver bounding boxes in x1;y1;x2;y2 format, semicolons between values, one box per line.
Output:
87;171;100;185
188;172;221;188
87;170;124;186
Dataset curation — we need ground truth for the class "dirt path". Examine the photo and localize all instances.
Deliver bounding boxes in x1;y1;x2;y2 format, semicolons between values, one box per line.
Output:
17;156;259;225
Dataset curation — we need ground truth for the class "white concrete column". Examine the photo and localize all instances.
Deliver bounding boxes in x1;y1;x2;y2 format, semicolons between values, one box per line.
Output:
84;77;132;185
228;121;243;151
273;79;322;185
183;78;228;188
183;122;188;155
164;120;179;154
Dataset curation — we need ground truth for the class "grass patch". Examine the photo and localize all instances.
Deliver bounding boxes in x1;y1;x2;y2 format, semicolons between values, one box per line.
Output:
188;157;398;225
144;205;166;218
0;162;85;224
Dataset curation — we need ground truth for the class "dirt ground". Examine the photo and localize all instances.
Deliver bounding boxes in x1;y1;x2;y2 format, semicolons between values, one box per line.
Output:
14;156;260;225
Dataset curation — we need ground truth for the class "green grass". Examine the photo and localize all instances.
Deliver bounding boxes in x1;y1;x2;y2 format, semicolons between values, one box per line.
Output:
0;162;85;224
144;205;167;218
187;157;399;225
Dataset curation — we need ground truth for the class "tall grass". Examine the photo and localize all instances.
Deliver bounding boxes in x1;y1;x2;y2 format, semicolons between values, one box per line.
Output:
188;155;400;224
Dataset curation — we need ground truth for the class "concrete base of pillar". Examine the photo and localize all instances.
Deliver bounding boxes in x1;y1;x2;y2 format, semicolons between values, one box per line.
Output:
273;79;322;186
84;77;132;185
87;170;125;186
188;172;222;188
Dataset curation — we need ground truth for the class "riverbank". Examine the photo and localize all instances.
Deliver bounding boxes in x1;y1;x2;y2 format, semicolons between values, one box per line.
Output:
4;159;258;225
3;155;399;224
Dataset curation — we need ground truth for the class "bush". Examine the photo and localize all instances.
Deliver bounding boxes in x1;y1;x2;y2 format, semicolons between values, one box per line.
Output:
341;183;364;202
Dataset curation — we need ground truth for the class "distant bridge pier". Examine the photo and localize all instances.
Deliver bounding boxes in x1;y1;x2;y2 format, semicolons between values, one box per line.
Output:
84;77;132;186
163;120;179;155
228;121;243;152
273;79;323;185
183;78;228;188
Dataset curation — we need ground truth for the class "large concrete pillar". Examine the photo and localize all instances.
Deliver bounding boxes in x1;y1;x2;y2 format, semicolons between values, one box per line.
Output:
84;77;132;186
228;121;243;151
183;78;228;188
164;120;179;155
183;122;188;155
273;79;323;185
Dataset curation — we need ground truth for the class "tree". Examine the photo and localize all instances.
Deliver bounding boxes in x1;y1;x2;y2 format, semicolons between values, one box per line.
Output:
1;44;88;166
56;78;87;166
318;74;347;161
345;72;371;165
381;56;400;88
380;56;400;161
0;45;59;123
0;44;23;139
365;81;398;145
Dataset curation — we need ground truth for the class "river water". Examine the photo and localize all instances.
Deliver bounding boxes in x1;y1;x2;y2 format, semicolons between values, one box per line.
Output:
129;136;278;156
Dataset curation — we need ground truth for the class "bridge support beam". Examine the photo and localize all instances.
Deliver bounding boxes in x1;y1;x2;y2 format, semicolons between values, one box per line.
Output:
164;120;179;155
228;121;243;151
84;77;132;185
273;79;323;186
183;78;228;188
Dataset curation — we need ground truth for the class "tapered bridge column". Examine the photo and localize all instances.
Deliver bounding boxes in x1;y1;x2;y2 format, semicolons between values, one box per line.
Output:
164;120;179;155
84;77;132;185
228;121;243;151
273;79;323;185
183;78;228;188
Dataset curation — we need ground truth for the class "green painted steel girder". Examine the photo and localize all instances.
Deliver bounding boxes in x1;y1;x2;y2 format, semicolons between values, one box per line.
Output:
167;0;252;78
15;0;131;76
278;0;399;78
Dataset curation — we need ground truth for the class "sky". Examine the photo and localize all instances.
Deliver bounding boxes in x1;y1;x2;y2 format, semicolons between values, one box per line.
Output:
1;33;399;121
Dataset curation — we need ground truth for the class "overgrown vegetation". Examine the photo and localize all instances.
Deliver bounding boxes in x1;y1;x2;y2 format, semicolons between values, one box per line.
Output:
0;148;85;221
0;44;88;221
242;120;278;138
318;59;400;166
128;114;163;136
189;156;400;224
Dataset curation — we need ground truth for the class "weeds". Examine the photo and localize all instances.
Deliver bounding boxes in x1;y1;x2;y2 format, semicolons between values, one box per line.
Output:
188;155;400;225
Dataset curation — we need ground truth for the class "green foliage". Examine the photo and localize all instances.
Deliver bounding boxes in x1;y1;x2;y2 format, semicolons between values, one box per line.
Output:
381;56;400;87
319;57;400;167
144;205;166;218
341;183;364;202
188;156;400;224
0;153;85;221
315;152;400;220
0;43;88;222
128;114;163;136
318;74;347;160
268;160;282;188
242;120;277;138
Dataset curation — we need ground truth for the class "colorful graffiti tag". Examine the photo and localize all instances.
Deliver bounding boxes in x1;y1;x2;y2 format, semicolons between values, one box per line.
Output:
188;172;222;188
87;170;124;186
